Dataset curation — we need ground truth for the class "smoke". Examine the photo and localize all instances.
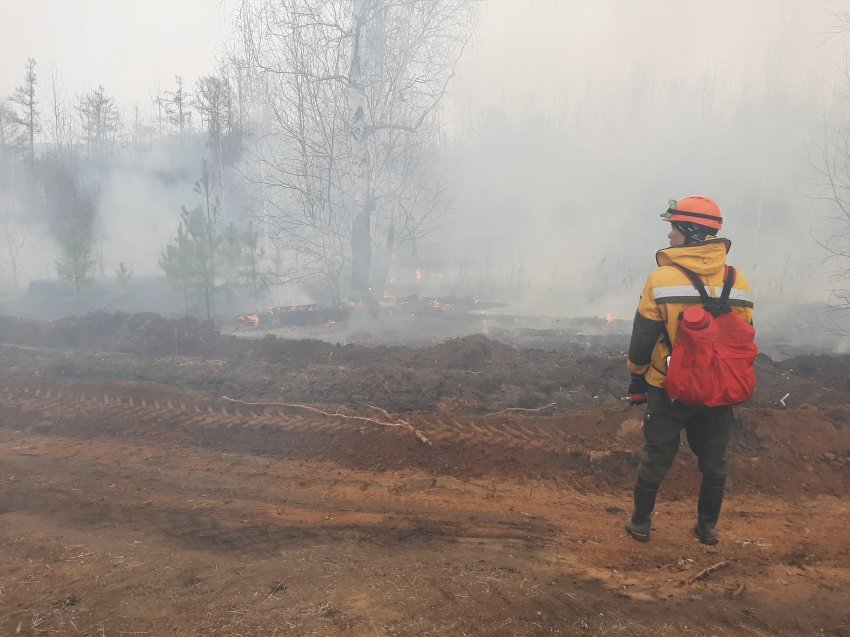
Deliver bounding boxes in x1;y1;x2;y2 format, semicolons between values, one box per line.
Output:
419;0;850;321
3;0;850;348
96;138;208;279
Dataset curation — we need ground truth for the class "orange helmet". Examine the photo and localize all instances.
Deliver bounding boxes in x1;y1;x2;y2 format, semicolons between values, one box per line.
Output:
661;195;722;231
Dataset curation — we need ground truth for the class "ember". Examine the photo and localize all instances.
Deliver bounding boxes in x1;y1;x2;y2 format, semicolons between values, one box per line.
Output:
237;312;261;327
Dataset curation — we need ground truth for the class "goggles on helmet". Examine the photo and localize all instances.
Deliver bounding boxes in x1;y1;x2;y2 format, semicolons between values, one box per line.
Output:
659;199;678;221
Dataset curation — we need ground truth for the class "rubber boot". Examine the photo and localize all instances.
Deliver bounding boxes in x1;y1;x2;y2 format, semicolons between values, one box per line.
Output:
694;475;726;545
625;478;659;542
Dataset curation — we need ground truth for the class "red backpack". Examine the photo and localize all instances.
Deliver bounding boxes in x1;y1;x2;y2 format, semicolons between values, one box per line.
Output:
663;265;757;407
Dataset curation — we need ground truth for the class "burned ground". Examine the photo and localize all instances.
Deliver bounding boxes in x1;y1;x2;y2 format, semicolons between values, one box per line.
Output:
1;312;849;636
0;312;845;413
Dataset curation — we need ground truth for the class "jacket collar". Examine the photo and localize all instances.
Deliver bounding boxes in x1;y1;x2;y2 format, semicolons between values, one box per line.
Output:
655;238;732;276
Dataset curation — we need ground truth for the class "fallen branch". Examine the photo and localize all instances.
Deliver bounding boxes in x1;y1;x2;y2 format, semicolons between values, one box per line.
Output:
361;402;395;419
220;396;431;445
685;561;728;585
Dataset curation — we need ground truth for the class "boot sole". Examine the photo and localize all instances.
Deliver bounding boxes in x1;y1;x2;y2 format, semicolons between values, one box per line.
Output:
625;524;650;542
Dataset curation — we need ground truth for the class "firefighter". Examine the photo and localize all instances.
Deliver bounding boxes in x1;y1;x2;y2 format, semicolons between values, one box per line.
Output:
624;196;754;545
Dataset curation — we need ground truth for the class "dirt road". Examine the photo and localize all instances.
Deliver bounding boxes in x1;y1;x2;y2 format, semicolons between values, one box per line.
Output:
1;314;849;635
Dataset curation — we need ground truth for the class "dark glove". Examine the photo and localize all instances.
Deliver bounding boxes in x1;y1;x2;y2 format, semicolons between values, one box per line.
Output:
628;375;649;405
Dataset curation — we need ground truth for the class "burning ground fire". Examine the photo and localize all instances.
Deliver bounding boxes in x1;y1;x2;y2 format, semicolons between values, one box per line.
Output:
234;296;508;330
238;312;261;327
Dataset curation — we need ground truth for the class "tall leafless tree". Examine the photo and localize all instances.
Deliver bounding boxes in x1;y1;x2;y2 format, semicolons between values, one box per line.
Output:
195;158;220;318
812;34;850;327
76;85;121;171
131;103;155;157
166;75;193;143
236;0;476;303
196;66;246;183
7;58;40;166
150;83;167;139
43;65;74;154
0;98;30;289
815;120;850;317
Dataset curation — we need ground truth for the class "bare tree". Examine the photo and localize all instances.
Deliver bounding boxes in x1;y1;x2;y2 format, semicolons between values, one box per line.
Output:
150;83;167;138
195;67;245;180
814;120;850;316
131;103;154;156
194;158;221;318
166;75;193;142
223;53;252;140
0;100;29;288
42;65;74;153
7;57;40;165
236;0;476;303
76;85;121;169
813;40;850;327
236;5;350;303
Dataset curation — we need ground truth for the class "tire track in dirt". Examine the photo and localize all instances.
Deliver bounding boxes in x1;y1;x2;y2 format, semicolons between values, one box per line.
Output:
5;380;845;497
0;380;582;455
0;379;651;503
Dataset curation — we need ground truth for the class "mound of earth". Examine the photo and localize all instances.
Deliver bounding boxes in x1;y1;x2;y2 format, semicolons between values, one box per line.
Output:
0;312;848;413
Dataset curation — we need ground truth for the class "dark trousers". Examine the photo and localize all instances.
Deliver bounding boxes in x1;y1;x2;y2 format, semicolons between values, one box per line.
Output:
636;386;733;485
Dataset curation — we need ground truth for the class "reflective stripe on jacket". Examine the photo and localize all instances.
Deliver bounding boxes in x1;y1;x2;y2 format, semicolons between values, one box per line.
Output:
626;238;754;389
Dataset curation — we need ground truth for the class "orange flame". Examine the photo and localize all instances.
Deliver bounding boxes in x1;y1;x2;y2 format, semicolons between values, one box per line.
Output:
238;313;261;327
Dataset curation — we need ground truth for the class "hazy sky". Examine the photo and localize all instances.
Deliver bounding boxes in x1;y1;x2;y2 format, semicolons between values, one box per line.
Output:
2;1;843;118
453;0;846;114
0;0;230;116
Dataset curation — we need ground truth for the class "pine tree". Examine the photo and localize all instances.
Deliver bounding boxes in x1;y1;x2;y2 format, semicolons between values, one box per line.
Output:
55;230;95;306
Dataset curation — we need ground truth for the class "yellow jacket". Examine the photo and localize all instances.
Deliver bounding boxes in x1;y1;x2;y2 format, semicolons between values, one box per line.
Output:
627;238;754;389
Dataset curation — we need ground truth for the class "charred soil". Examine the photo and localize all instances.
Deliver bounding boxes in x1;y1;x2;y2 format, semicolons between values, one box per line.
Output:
0;312;849;636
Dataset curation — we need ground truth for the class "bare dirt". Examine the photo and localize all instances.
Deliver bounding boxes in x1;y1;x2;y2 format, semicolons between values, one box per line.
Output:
1;312;849;636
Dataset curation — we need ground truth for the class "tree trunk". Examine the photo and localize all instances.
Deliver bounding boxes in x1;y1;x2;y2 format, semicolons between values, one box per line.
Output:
371;221;394;299
350;199;374;302
347;0;373;303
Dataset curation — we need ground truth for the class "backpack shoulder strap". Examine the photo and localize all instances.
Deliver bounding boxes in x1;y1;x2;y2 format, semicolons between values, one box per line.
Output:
671;264;711;305
719;266;735;313
671;263;732;316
